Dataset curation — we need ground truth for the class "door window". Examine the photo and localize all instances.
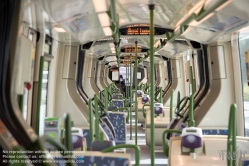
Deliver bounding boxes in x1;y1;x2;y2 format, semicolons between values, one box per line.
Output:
238;26;249;137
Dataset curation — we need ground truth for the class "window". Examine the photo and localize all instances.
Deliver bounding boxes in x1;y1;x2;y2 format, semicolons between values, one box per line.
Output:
238;26;249;137
119;66;134;84
22;89;29;121
44;35;52;54
39;61;50;136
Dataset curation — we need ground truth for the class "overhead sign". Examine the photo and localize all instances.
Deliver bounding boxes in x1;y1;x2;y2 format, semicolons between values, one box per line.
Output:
120;24;168;35
124;47;142;52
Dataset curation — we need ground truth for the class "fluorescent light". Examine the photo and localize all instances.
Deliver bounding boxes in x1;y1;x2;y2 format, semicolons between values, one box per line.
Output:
54;26;66;33
111;48;115;51
111;50;116;53
98;13;111;27
92;0;108;13
103;27;112;36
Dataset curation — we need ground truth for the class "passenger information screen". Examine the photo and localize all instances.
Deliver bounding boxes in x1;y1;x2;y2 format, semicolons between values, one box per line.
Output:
119;24;168;35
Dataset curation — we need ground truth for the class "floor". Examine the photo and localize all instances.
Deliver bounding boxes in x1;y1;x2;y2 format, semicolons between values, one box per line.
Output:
126;112;168;166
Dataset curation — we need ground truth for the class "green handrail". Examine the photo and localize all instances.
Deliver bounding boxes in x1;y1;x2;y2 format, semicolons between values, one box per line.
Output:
170;89;174;121
126;64;128;99
190;66;195;95
149;4;155;166
162;129;182;156
35;56;44;135
142;104;151;118
64;113;73;152
227;104;237;166
109;0;119;44
165;0;227;42
19;95;24;114
104;88;108;110
159;87;162;103
177;91;180;109
102;144;141;166
129;57;132;140
89;98;94;146
175;96;189;118
134;41;138;145
188;94;195;127
94;95;99;140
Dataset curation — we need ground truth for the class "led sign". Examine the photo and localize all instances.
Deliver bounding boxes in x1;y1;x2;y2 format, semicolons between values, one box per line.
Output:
120;24;169;35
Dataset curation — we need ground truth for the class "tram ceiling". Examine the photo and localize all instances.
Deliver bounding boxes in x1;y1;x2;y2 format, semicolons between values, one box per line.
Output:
33;0;249;65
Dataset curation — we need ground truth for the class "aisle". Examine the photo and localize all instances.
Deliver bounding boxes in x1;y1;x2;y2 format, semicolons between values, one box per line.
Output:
126;112;168;166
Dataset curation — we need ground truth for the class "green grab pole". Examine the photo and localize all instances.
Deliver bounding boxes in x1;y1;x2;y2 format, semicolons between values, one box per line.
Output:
227;104;237;166
102;144;140;166
134;41;139;145
170;89;174;121
100;90;102;101
64;113;73;152
129;58;132;140
104;88;108;110
190;66;195;95
177;91;180;108
89;98;94;146
110;0;119;43
149;4;155;166
162;129;182;156
19;95;24;114
188;94;195;127
100;131;104;143
35;56;44;135
94;95;99;140
109;86;112;100
126;64;128;99
159;87;162;103
142;104;151;118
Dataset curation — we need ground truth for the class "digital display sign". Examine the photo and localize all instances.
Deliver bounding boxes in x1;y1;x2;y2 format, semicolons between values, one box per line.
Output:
120;24;169;35
124;48;142;52
127;27;151;35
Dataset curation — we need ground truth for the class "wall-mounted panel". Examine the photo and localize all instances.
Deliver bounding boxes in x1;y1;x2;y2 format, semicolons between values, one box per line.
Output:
62;45;77;79
209;46;226;80
172;59;181;79
87;57;92;78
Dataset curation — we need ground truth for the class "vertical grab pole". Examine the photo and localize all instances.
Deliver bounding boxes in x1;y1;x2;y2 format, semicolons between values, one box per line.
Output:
35;56;44;135
188;94;195;127
19;95;24;114
94;95;99;140
104;88;108;111
227;104;237;166
148;3;155;166
170;89;174;121
159;87;162;103
130;56;132;140
134;41;138;145
89;99;94;146
190;66;195;95
64;113;73;151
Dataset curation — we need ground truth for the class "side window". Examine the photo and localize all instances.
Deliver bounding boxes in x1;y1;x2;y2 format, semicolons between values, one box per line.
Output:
39;35;53;135
238;27;249;137
44;35;52;55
